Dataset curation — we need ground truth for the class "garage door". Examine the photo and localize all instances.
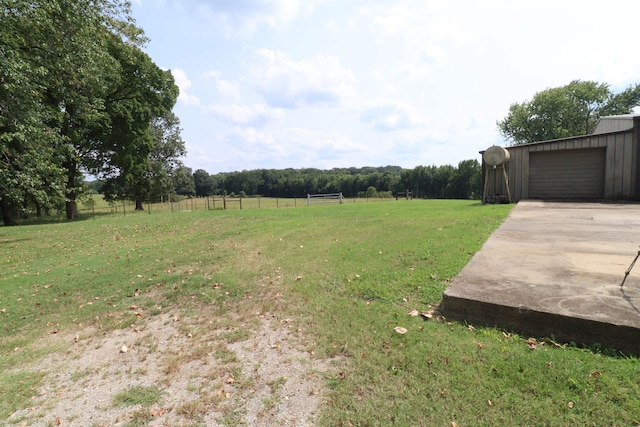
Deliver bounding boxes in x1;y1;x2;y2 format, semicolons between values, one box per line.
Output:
529;148;605;199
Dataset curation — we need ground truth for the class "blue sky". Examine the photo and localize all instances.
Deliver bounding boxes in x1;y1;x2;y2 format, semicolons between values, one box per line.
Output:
130;0;640;174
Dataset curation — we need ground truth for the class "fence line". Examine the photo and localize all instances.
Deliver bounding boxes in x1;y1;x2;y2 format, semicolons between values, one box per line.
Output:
78;195;410;217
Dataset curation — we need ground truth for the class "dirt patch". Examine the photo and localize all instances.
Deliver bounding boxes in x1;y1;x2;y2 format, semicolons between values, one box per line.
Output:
6;310;338;426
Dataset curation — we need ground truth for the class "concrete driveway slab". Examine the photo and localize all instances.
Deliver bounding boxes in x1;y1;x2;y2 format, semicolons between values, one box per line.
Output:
442;201;640;354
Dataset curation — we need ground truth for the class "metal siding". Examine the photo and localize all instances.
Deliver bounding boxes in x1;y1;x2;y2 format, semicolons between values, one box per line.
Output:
613;134;625;197
494;128;636;202
593;116;635;134
623;133;633;197
522;150;529;199
529;148;605;199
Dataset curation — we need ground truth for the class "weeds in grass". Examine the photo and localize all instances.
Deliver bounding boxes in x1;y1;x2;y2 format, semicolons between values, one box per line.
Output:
113;385;162;407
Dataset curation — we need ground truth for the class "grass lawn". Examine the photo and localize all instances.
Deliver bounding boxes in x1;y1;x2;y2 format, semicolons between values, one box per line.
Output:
1;200;639;426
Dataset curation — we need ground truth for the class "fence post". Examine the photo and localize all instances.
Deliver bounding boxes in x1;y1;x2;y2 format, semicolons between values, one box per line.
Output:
339;192;343;204
307;194;311;206
276;198;279;208
258;197;261;209
223;196;227;210
240;197;243;210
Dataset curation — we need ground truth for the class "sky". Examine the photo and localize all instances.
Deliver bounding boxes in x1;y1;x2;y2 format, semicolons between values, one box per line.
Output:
130;0;640;174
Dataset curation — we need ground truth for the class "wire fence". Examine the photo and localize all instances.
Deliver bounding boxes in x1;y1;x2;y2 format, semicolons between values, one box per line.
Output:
78;194;406;217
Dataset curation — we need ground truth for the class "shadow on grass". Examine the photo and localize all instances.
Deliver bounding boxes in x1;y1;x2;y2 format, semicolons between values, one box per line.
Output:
0;210;148;227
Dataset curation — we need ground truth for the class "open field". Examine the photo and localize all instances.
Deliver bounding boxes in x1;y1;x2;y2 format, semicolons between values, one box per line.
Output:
2;200;640;426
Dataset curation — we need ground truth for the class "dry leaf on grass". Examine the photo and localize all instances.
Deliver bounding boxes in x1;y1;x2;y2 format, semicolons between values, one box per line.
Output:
394;326;408;334
421;311;434;320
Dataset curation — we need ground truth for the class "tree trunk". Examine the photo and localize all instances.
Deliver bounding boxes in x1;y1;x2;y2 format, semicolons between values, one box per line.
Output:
0;198;18;226
135;198;144;210
65;199;79;219
64;158;79;219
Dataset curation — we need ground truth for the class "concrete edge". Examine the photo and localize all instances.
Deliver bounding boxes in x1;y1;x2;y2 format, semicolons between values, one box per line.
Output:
441;291;640;356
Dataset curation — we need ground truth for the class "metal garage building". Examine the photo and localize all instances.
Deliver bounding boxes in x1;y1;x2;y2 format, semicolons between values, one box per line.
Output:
483;114;640;202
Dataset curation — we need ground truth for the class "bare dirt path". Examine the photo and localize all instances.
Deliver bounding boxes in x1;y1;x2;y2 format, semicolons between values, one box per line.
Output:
6;309;338;427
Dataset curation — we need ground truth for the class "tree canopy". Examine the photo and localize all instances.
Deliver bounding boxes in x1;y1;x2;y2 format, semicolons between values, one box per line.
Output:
0;0;181;224
186;161;482;201
497;80;640;145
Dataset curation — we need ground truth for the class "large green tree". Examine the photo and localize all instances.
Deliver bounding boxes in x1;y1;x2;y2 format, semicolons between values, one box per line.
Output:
0;1;69;224
498;80;640;145
145;111;186;204
0;0;153;223
98;35;178;210
1;0;179;223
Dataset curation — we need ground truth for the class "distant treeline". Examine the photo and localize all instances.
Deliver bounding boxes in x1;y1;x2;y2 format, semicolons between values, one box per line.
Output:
181;159;482;200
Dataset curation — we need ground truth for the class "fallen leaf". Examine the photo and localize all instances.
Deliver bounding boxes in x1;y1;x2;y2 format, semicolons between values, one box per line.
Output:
487;399;493;406
421;311;434;320
589;371;601;378
394;326;408;334
120;344;128;353
568;401;574;408
226;376;235;384
477;343;484;349
468;325;475;331
408;309;419;317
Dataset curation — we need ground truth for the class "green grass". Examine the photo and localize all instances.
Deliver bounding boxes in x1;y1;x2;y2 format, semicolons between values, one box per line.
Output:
2;200;640;425
113;385;162;407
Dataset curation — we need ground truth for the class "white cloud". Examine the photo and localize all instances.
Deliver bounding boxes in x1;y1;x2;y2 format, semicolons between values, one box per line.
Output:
215;79;241;103
360;100;424;132
221;126;366;169
204;103;285;126
194;0;304;38
249;49;357;109
171;68;200;106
